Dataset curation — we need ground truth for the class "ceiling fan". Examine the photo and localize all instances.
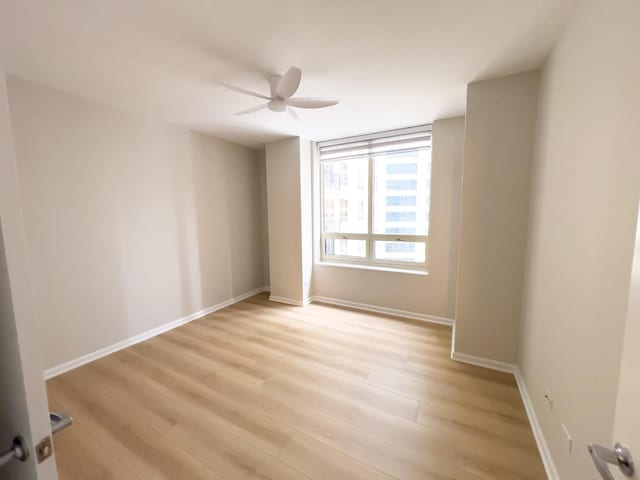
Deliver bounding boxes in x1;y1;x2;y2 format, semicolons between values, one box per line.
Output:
230;67;338;120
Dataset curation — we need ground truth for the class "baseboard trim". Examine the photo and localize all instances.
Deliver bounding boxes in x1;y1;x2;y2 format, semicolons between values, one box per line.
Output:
310;295;454;326
450;351;517;374
450;350;558;479
514;368;560;480
268;295;311;307
43;286;269;380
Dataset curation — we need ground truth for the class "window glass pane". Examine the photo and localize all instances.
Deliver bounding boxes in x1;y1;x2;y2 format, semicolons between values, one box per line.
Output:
374;241;426;263
386;195;416;206
373;149;431;235
386;179;417;190
322;158;368;233
386;163;418;175
324;238;366;258
385;211;416;222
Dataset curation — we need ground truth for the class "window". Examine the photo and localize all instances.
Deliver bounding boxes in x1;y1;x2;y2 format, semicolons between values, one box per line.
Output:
318;125;431;270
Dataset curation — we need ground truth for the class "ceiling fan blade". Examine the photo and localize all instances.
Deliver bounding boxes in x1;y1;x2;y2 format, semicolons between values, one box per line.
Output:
286;97;339;109
220;82;271;100
287;107;299;123
235;103;269;115
275;67;302;99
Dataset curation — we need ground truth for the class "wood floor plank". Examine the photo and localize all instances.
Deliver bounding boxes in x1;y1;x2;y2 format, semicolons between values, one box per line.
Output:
277;433;398;480
63;362;308;480
417;400;535;448
48;378;223;480
226;302;451;358
244;297;451;342
125;336;455;479
48;416;140;480
120;342;429;480
48;292;546;480
174;321;422;421
105;345;296;458
260;375;454;453
367;368;528;419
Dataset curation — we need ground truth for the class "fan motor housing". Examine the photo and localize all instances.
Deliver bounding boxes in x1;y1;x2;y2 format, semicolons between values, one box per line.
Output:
268;99;287;112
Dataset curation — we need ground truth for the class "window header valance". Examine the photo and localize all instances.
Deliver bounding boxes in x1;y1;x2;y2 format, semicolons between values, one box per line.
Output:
318;125;432;162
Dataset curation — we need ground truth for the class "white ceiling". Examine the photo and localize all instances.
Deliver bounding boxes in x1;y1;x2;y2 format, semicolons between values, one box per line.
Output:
0;0;580;148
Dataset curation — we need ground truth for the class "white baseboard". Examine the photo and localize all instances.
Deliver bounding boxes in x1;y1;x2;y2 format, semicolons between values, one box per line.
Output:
450;350;517;374
310;295;454;326
43;286;269;380
451;350;558;479
268;295;311;306
514;368;560;480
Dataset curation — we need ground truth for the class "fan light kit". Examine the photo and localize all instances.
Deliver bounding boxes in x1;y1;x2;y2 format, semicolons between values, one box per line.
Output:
232;66;338;121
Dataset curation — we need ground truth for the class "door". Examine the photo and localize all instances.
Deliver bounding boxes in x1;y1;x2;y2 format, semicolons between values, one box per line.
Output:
609;199;640;479
0;69;57;479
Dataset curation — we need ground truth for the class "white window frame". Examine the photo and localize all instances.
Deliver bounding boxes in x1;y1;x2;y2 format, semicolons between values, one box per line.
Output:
317;125;432;272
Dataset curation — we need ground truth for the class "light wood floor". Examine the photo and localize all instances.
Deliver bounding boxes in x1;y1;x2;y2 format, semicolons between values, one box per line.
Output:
47;293;546;480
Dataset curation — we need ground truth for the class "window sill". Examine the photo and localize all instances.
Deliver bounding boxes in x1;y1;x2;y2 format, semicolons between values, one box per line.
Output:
317;261;429;276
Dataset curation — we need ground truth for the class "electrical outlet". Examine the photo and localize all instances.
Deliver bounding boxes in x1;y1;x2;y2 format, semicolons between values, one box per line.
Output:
562;424;573;453
544;388;553;410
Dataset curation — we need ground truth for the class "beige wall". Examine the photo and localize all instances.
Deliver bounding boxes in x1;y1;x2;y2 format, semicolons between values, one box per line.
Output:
312;117;465;319
7;76;266;370
300;139;313;302
265;137;313;304
454;71;539;363
518;1;640;478
256;149;270;287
